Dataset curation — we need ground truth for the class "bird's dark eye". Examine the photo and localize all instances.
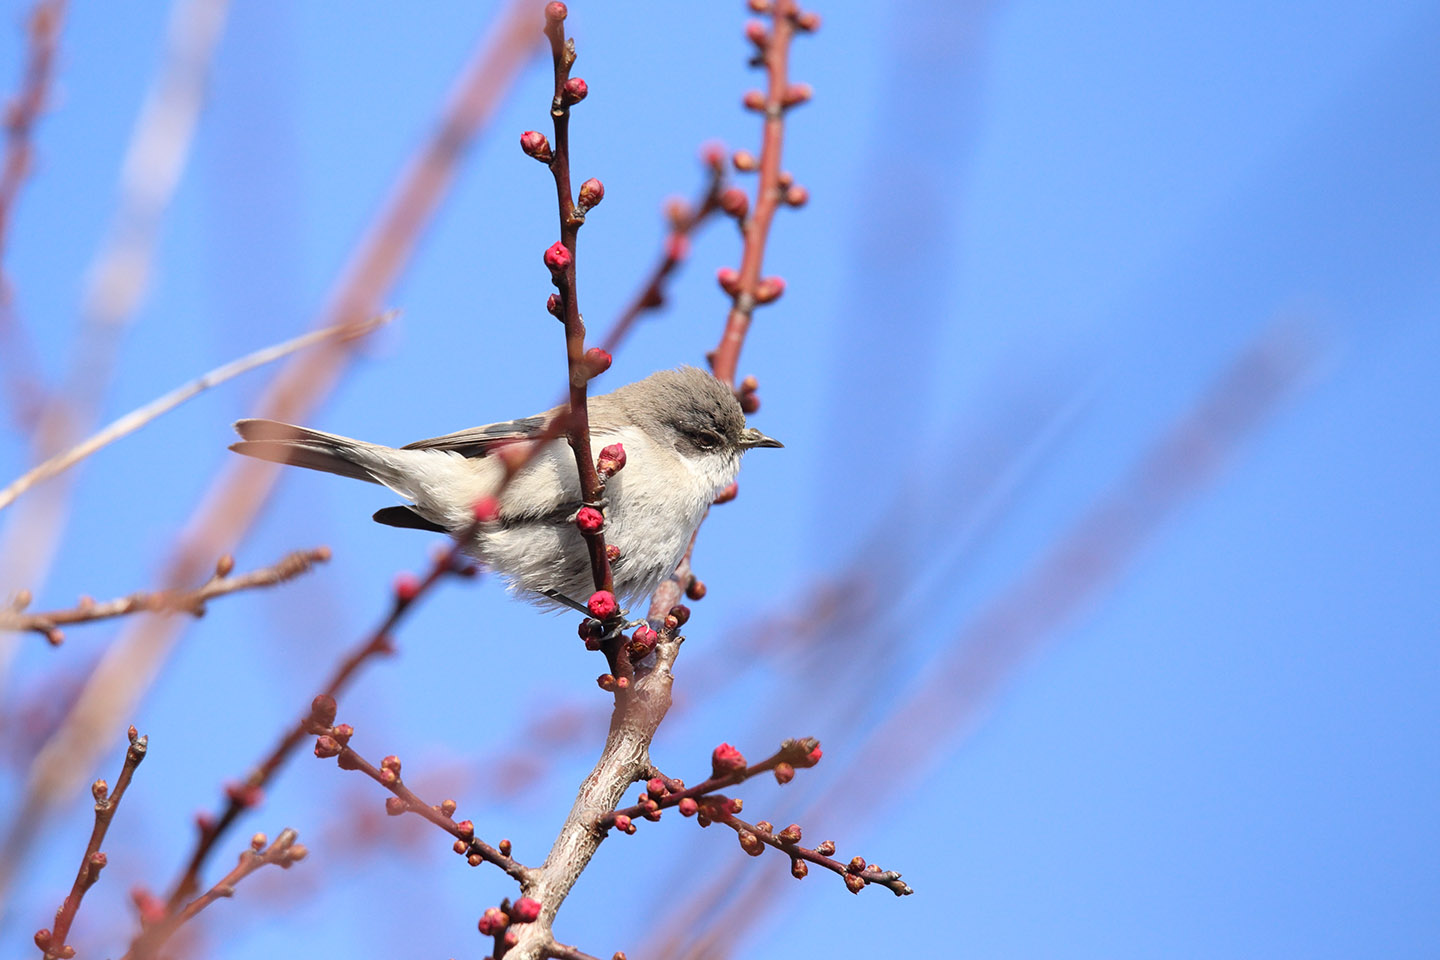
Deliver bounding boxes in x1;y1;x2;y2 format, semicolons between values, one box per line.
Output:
680;426;723;451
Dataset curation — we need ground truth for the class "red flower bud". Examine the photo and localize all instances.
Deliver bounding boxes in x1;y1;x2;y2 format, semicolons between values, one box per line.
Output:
382;755;401;775
743;90;766;111
845;874;866;894
738;831;764;856
393;572;421;602
784;184;810;207
732;149;757;171
794;10;822;31
606;544;621;562
577;177;604;211
739;392;760;414
544;1;567;21
309;694;337;728
562;76;588;104
579;617;603;640
597;673;618;691
587;590;618;619
647;777;667;799
456;819;475;839
478;906;508;936
472;495;499;523
575;506;604;533
719;187;749;218
519;130;552;162
543;241;572;273
713;482;738;505
385;796;406;816
711;742;747;778
546;292;562;317
754;276;786;303
700;141;726;171
745;20;768;45
717;267;741;295
686;578;707;601
678;797;699;816
596;442;626;477
441;799;458;816
784;83;813;107
226;782;263;807
582;347;612;379
806;744;823;766
747;0;769;11
511;897;542;924
816;839;836;856
791;859;809;879
773;761;795;784
614;814;636;835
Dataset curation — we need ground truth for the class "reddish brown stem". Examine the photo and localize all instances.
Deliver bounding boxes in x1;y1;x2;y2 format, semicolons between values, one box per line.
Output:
710;0;803;385
1;547;329;646
597;738;819;829
313;723;530;885
36;726;146;960
541;6;611;595
704;803;912;897
156;536;476;915
595;165;726;355
126;830;306;960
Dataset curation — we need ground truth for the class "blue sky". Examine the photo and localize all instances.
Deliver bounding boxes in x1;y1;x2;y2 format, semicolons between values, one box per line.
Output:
1;0;1437;957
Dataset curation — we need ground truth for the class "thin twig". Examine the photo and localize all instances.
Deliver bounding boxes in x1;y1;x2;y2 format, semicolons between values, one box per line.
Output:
597;738;820;829
310;713;531;884
34;726;147;960
709;0;812;385
594;162;726;355
0;0;67;430
0;314;392;513
151;535;478;916
0;547;330;646
125;829;306;960
701;803;912;897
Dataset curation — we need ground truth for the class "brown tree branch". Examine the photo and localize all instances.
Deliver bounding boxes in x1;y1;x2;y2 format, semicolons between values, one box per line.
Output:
149;534;481;920
126;829;306;960
709;0;815;385
595;161;726;355
1;547;331;646
0;0;67;431
33;726;147;960
598;737;821;829
309;707;532;885
699;802;912;897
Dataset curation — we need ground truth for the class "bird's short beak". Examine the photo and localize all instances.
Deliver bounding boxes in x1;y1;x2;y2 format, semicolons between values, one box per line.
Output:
738;427;783;449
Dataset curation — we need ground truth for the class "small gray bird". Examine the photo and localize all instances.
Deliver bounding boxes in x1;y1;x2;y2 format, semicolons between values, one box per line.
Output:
230;366;781;611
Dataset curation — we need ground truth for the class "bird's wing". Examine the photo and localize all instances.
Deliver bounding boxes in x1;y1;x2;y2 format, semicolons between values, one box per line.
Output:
400;414;553;457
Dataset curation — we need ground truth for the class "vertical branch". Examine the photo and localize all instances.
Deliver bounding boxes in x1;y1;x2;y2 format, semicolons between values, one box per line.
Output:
710;0;816;385
34;727;147;960
0;0;67;432
535;2;612;596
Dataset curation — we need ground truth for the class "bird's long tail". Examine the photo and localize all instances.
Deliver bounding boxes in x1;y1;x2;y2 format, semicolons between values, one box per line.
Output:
230;419;386;484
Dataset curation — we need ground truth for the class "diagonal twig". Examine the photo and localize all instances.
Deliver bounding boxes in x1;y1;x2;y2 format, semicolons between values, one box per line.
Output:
0;315;391;513
0;547;331;646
